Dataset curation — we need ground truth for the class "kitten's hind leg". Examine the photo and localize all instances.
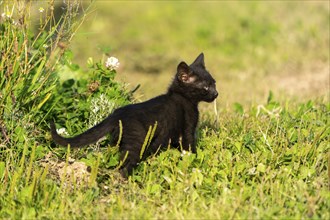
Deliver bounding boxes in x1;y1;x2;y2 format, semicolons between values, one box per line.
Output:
118;148;140;178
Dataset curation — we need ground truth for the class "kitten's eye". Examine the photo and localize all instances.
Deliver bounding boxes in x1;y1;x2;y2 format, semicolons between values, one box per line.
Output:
203;86;209;91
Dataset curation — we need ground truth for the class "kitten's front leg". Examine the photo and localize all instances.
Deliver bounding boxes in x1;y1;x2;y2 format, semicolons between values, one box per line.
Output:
182;132;196;153
182;108;198;153
182;120;198;153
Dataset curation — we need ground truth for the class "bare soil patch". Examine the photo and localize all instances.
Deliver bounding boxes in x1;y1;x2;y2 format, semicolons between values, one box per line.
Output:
267;63;329;100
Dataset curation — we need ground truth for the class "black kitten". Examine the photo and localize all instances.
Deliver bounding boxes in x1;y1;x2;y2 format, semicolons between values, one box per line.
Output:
51;53;218;177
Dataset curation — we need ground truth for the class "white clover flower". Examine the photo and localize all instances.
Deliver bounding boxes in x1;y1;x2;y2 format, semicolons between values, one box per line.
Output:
105;56;120;70
57;128;68;136
39;7;45;13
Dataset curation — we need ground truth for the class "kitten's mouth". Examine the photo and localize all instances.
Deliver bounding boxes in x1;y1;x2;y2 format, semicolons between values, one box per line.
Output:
204;92;218;102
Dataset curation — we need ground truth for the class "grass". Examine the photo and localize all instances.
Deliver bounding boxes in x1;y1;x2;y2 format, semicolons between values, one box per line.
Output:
1;98;328;219
0;1;329;219
70;1;329;104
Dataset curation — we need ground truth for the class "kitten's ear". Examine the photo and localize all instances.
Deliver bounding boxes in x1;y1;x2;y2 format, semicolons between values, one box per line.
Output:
192;53;205;67
177;62;196;83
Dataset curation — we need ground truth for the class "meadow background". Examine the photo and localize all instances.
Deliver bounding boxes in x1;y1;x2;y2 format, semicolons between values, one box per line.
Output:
69;1;329;105
0;0;329;219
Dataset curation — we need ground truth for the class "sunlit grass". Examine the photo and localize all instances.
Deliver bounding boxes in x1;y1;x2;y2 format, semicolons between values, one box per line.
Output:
0;1;329;219
70;1;329;104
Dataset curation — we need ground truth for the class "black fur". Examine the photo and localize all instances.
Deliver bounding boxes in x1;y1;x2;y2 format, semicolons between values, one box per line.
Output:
51;53;218;177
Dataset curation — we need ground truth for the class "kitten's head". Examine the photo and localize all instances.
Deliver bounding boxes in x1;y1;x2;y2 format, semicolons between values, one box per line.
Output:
171;53;218;103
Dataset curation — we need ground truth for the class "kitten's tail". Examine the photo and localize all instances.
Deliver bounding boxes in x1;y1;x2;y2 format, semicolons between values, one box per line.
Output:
50;119;113;147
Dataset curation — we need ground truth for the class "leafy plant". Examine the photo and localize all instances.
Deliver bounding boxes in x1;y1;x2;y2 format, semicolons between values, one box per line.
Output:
47;52;133;137
0;1;88;151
